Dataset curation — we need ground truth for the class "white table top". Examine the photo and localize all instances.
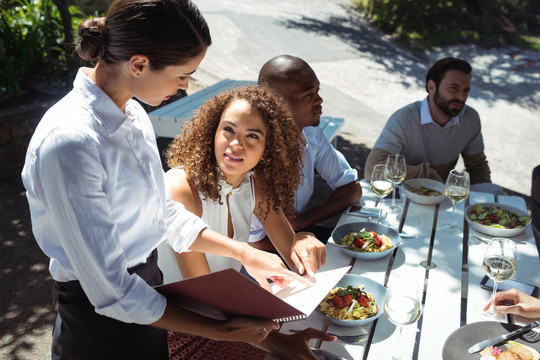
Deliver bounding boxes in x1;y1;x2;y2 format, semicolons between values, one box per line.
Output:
267;180;540;360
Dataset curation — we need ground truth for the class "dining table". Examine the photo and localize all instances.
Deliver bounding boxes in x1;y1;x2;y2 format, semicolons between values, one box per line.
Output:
266;179;540;360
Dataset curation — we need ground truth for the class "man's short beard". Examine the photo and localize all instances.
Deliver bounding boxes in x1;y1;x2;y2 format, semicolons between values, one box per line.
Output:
434;88;465;118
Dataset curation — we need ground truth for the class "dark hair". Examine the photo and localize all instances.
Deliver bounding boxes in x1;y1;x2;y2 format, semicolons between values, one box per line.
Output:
425;57;472;92
258;55;313;90
166;85;304;218
77;0;211;70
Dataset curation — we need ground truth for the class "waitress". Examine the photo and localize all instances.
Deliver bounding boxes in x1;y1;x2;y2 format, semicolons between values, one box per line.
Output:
21;0;307;358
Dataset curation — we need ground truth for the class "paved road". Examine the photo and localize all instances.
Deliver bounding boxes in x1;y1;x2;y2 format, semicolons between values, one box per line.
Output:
193;0;540;196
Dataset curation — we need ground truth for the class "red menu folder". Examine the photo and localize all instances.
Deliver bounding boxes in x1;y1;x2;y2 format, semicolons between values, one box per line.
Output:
155;266;350;322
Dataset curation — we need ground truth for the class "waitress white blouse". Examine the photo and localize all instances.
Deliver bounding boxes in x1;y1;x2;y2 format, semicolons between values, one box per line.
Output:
21;68;207;325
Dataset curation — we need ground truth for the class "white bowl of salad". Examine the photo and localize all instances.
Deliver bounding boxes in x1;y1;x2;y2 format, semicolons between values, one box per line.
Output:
465;202;531;237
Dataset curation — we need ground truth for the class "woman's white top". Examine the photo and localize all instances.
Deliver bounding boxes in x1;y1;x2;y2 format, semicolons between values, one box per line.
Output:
167;168;256;273
21;68;206;324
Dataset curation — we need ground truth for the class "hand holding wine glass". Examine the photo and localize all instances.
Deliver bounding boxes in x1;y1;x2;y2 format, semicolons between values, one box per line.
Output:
385;154;407;210
482;238;517;317
441;169;470;233
370;164;394;224
383;275;422;360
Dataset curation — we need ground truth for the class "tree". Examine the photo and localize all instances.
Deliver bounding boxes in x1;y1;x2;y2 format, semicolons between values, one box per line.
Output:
53;0;73;45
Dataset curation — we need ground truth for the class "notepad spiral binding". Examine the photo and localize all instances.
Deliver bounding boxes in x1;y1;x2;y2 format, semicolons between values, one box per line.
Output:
275;314;308;323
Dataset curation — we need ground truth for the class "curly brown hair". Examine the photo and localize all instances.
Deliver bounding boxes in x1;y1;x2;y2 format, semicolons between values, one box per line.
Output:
165;85;305;218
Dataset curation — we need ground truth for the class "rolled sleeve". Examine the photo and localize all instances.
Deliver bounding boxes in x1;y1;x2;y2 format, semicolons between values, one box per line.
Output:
311;127;358;190
248;217;266;242
95;278;166;324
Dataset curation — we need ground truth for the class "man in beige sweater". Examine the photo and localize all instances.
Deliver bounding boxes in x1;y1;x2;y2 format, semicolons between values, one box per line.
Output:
364;57;502;193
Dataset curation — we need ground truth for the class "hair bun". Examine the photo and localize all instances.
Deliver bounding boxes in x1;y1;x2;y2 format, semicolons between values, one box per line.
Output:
77;17;107;61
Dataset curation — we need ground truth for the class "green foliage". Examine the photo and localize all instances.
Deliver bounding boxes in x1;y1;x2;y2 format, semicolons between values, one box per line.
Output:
0;0;83;105
73;0;111;16
354;0;540;49
521;35;540;51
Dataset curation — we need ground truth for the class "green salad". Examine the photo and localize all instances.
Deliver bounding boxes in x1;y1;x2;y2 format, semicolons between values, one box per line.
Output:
467;204;530;229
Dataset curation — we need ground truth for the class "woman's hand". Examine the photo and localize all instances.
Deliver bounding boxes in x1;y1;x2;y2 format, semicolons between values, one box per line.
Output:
218;317;281;343
240;244;312;291
483;288;540;319
255;328;336;360
154;301;279;343
191;228;311;292
290;232;327;277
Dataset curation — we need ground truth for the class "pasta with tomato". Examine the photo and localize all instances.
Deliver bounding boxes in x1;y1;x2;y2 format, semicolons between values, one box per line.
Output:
319;285;379;321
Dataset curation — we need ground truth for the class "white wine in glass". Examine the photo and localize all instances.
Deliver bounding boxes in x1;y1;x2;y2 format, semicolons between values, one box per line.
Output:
385;154;407;210
370;164;394;224
384;293;422;326
482;238;517;317
383;276;422;360
445;186;469;203
371;180;394;198
441;169;470;233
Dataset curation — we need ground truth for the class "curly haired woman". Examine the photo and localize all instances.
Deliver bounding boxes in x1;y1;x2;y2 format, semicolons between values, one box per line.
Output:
164;85;330;359
20;0;317;358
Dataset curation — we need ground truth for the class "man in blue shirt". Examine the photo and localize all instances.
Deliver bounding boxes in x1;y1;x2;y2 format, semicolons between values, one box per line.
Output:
249;55;362;249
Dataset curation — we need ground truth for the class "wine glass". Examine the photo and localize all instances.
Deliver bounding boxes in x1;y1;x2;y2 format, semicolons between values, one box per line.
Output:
385;154;407;210
370;164;394;224
382;275;422;360
482;238;517;317
441;169;470;233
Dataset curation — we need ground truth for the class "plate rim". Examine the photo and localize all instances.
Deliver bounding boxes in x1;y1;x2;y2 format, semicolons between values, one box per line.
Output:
442;321;540;359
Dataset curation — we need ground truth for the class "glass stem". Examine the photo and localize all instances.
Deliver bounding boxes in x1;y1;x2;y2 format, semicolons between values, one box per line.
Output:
374;196;385;224
451;201;457;227
487;281;499;314
394;325;404;360
392;187;396;207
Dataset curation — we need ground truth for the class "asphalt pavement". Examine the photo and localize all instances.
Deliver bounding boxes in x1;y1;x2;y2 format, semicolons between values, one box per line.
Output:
192;0;540;196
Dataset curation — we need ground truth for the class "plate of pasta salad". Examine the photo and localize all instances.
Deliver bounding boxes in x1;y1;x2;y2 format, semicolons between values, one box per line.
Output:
317;274;387;327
